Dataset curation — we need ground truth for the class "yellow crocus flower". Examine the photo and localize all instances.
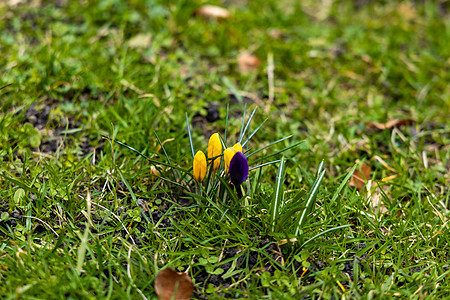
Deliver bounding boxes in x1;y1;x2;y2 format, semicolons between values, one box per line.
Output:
208;133;222;171
233;142;243;153
223;147;236;174
193;150;207;182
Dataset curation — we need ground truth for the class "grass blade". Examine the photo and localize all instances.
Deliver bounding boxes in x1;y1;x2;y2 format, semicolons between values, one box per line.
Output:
224;105;229;145
223;77;243;104
329;164;356;207
250;140;305;165
155;131;178;180
186;113;195;159
249;159;281;172
300;224;352;247
239;105;247;143
269;156;286;232
242;119;267;148
246;135;293;158
240;107;257;145
295;163;326;236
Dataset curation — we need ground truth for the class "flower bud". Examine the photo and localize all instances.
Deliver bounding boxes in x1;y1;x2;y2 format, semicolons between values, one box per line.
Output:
229;151;249;186
223;147;236;174
233;142;243;154
193;151;207;182
208;133;222;171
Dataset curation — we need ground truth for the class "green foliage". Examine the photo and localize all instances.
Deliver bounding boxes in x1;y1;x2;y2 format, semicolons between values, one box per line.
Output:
0;0;449;299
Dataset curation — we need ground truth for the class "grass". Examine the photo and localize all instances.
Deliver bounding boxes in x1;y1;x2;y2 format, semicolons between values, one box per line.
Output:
0;0;449;298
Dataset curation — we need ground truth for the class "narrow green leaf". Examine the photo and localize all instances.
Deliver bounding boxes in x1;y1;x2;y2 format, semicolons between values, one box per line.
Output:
249;160;281;172
250;140;305;165
185;113;195;159
118;169;151;223
224;105;229;144
300;224;352;247
330;164;356;206
239;105;247;143
240;107;257;145
222;77;243;103
295;163;326;236
269;156;286;232
76;226;90;275
242;119;267;148
246;135;294;158
0;83;12;90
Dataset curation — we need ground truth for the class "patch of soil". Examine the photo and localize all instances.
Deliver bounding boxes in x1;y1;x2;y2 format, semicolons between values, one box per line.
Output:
24;104;50;130
0;201;21;232
21;102;98;155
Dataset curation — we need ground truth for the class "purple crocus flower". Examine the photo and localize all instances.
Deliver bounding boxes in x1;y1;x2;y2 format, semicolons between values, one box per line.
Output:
229;151;248;198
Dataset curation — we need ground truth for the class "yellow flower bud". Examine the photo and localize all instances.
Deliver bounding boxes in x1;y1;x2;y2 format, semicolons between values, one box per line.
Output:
193;151;207;182
233;142;243;154
208;133;222;171
223;147;236;174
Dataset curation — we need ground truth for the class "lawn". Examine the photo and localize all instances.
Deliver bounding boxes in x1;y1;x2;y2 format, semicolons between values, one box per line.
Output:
0;0;449;299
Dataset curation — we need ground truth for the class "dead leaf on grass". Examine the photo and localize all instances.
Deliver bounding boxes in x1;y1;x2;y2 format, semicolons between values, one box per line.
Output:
128;33;152;49
349;163;371;191
367;119;414;130
368;187;388;215
238;52;260;73
150;165;160;176
277;237;298;246
1;0;24;7
156;138;175;153
155;268;194;300
195;5;230;19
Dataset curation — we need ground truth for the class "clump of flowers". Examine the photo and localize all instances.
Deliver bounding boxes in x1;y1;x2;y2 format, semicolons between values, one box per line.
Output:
192;133;248;199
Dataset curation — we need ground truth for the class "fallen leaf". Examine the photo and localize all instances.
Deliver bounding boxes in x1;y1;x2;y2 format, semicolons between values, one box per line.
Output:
1;0;23;7
367;119;414;130
381;174;398;182
138;93;160;107
150;165;161;177
397;2;417;21
368;186;388;215
155;268;194;300
195;5;230;19
268;29;283;39
128;33;152;49
277;238;298;246
349;163;371;191
238;52;260;73
156;138;175;153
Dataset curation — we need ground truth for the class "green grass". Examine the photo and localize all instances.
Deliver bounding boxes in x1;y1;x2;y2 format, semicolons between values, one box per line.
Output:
0;0;449;298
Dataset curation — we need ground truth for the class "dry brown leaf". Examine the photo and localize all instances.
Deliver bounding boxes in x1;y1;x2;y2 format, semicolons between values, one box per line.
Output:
367;119;414;130
397;2;417;21
156;138;175;153
155;268;194;300
128;33;152;49
268;29;283;39
1;0;24;7
277;238;298;246
349;163;371;191
150;165;160;176
195;5;230;19
368;187;388;215
238;52;260;73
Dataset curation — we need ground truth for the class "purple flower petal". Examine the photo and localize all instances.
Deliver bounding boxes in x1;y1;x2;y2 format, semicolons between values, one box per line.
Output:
229;151;249;186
